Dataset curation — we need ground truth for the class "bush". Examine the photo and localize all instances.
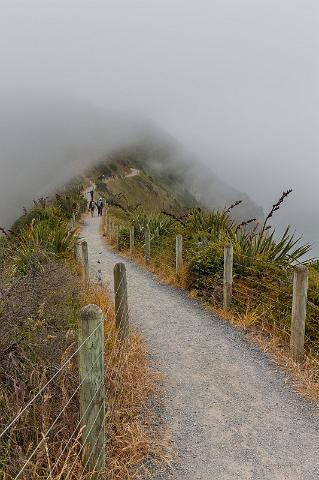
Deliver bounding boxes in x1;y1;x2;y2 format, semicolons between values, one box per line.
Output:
188;240;224;293
118;226;130;250
10;212;77;276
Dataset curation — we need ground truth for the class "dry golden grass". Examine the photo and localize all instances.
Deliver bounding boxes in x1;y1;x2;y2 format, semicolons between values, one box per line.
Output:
0;269;170;479
207;302;319;404
82;285;172;480
249;324;319;404
105;234;188;290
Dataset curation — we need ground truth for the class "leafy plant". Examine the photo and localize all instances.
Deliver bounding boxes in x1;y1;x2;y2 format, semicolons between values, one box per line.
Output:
10;216;76;276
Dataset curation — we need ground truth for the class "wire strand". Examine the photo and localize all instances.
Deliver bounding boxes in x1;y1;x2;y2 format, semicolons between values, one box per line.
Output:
0;320;104;440
14;348;104;479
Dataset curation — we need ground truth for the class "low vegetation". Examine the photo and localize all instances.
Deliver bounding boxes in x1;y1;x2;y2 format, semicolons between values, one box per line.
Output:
103;184;319;399
0;179;166;478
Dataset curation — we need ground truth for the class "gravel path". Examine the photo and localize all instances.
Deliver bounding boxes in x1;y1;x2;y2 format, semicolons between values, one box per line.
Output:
81;215;319;480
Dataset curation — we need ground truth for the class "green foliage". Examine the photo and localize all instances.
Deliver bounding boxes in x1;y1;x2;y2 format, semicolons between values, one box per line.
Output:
11;205;53;233
235;227;311;266
188;240;224;293
10;216;76;276
95;180;108;193
55;192;87;219
0;236;8;266
118;226;130;250
4;183;85;277
114;210;175;251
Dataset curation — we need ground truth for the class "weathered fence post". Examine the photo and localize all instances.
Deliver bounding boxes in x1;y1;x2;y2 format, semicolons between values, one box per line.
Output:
145;225;151;265
109;220;113;240
223;244;233;309
176;234;183;274
79;304;105;474
102;203;107;231
115;224;119;249
72;212;76;229
113;263;129;340
290;265;308;362
130;225;135;253
81;241;89;288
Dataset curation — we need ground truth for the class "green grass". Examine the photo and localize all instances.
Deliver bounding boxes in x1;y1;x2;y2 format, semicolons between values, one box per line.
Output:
106;172;181;213
107;203;319;356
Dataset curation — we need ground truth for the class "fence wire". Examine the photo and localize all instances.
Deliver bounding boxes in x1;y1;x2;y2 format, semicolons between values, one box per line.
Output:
0;249;130;480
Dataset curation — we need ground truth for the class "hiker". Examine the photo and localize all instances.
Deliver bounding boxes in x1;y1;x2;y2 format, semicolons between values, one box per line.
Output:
96;198;104;217
88;199;95;217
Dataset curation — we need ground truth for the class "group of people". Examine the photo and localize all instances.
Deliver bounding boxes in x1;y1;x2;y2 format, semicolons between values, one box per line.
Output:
88;195;104;217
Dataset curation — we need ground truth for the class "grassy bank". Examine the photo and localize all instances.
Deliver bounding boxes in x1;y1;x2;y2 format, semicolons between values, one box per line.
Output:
103;199;319;401
0;182;167;478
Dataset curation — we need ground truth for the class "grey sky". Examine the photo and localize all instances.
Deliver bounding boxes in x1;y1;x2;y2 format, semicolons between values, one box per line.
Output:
0;1;318;250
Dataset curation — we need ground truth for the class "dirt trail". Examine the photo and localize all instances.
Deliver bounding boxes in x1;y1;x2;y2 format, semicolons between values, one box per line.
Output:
125;167;140;178
80;215;319;480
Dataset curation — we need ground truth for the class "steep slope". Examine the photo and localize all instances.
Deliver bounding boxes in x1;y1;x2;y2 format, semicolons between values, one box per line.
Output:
90;123;263;221
99;169;183;214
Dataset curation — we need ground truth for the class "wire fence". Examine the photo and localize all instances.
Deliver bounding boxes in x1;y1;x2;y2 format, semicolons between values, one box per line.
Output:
0;238;130;479
105;211;319;365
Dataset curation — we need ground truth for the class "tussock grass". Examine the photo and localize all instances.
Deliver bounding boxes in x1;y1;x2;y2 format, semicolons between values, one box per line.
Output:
104;196;319;404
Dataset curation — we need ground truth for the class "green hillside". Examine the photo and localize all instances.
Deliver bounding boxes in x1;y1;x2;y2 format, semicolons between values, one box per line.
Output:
102;171;182;213
89;136;263;223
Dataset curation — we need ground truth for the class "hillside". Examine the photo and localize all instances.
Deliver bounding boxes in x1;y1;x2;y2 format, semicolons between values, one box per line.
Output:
1;155;318;479
95;167;183;215
89;125;263;222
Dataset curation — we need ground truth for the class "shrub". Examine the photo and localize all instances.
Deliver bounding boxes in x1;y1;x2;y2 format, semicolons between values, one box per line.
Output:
187;240;224;293
10;216;76;276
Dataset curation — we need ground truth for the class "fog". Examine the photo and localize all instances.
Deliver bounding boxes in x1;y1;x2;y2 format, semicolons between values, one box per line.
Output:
0;1;318;252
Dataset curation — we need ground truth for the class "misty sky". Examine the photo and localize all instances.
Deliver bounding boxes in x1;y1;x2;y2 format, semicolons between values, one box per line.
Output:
0;1;318;251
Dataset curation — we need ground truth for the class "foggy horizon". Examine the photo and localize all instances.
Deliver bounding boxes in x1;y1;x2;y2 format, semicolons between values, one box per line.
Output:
0;0;318;253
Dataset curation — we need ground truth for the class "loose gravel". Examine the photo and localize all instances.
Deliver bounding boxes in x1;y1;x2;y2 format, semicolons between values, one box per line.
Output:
81;215;319;480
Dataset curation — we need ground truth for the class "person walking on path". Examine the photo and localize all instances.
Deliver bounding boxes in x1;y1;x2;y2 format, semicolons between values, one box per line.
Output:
96;198;104;217
88;199;96;217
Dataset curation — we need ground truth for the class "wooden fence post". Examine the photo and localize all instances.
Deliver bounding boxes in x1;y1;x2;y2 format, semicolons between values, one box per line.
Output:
79;304;105;474
113;263;129;340
176;234;183;274
81;241;89;288
290;265;308;362
109;220;113;240
130;225;135;253
223;244;233;309
102;203;107;231
115;224;119;249
145;226;151;265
